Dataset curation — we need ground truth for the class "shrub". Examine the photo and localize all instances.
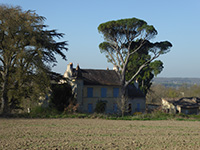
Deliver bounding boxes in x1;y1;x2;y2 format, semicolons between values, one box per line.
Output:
64;103;79;114
95;100;107;113
50;83;72;112
29;106;60;118
133;112;142;115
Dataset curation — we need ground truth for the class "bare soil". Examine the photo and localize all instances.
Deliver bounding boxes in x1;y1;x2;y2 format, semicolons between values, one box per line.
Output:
0;118;200;149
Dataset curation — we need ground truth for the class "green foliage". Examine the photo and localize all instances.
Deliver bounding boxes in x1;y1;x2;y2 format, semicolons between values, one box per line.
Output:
50;83;72;112
167;88;179;98
29;106;60;118
126;44;164;94
98;18;157;42
150;61;164;76
1;108;200;121
98;17;172;92
0;5;68;114
95;100;107;113
126;40;171;95
134;110;175;120
98;18;159;67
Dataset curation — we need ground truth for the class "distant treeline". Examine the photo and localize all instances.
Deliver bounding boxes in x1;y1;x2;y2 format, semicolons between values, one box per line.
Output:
147;83;200;105
153;77;200;88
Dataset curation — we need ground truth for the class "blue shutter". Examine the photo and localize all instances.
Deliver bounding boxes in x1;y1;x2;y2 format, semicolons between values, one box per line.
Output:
88;104;93;113
113;103;118;113
113;88;119;97
137;103;140;112
87;87;93;97
101;88;107;98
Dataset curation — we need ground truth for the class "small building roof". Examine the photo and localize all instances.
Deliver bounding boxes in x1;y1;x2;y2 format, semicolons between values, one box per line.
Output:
174;97;200;108
163;97;200;108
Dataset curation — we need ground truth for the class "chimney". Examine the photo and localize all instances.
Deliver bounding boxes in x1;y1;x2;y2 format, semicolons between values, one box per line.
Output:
76;64;82;78
134;79;139;89
69;62;73;70
76;63;80;70
113;65;119;72
64;62;73;78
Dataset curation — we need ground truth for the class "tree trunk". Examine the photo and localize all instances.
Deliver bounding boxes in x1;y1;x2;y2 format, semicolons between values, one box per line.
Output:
1;90;9;115
121;94;125;117
120;83;127;117
0;71;9;115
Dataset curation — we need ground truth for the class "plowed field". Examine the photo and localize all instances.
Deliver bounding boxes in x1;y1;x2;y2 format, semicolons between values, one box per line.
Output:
0;119;200;149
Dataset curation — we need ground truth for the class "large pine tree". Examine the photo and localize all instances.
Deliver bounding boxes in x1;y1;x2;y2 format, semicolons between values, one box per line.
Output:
0;5;68;114
98;18;172;116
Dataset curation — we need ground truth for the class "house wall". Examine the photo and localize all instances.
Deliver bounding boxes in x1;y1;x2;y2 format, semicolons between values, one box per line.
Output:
82;85;120;113
129;98;146;113
162;98;200;115
180;108;198;115
162;99;176;113
83;85;120;99
75;79;84;112
80;85;145;114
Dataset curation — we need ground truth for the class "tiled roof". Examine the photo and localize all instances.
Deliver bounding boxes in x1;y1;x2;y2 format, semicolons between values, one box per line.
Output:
164;97;200;108
174;97;200;108
80;69;121;86
127;85;145;98
48;71;65;82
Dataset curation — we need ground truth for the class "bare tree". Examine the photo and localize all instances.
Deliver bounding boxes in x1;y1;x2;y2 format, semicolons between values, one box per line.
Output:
116;95;129;117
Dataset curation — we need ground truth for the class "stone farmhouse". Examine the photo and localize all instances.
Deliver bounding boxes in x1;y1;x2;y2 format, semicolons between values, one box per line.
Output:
63;63;145;114
162;97;200;115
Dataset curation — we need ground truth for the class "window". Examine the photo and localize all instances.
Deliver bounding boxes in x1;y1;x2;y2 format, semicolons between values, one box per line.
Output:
87;87;93;97
113;88;119;98
101;88;107;98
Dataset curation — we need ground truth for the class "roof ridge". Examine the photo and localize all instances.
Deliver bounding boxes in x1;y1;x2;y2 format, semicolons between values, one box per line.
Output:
81;68;115;71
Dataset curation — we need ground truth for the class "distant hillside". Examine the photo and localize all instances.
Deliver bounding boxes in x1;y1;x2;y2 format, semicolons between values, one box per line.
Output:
152;77;200;87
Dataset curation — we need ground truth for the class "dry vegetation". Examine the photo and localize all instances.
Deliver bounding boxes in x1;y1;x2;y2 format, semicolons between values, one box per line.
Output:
0;118;200;150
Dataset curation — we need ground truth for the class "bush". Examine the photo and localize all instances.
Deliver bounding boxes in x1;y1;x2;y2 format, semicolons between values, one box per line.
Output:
64;103;79;113
29;106;60;118
50;83;72;112
95;100;107;113
133;112;142;115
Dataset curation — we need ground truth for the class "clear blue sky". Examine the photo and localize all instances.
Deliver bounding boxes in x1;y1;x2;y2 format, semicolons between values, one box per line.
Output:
1;0;200;77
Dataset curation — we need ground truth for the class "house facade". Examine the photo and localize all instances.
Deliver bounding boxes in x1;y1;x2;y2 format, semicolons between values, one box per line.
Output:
162;97;200;115
64;63;145;114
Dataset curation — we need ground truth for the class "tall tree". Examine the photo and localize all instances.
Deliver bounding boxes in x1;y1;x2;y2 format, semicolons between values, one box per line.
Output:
0;5;68;114
98;18;172;116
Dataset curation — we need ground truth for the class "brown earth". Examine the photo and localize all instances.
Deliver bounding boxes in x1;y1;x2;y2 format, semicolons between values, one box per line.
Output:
0;118;200;150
